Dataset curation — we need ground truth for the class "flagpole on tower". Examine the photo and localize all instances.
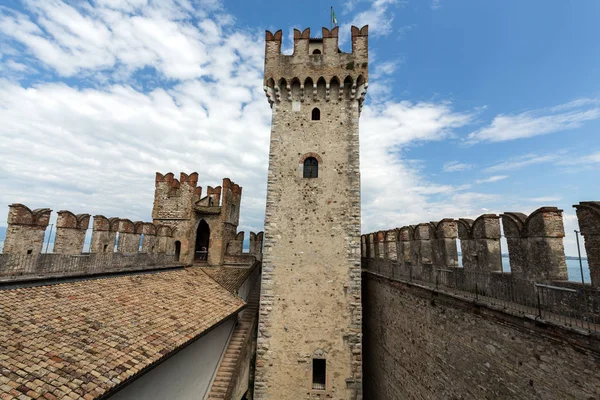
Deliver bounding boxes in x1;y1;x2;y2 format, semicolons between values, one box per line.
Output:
330;6;338;30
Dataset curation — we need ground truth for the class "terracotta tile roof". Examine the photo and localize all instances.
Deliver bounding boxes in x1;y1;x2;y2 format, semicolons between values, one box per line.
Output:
201;265;256;293
0;268;245;399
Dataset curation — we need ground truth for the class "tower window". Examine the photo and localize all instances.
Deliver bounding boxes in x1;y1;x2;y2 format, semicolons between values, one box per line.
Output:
312;359;326;390
303;157;318;178
312;49;321;54
311;108;320;121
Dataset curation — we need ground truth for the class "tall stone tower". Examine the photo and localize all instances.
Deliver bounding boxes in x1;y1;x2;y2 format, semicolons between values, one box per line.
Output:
255;26;368;399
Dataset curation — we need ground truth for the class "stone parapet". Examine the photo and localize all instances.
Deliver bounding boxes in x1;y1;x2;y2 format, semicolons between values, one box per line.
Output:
574;201;600;287
0;252;180;282
4;204;52;255
502;207;567;282
53;211;90;255
457;214;502;272
90;215;119;253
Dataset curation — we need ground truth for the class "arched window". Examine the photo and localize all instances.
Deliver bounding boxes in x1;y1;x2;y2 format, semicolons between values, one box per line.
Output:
303;157;319;178
312;108;320;121
312;49;321;54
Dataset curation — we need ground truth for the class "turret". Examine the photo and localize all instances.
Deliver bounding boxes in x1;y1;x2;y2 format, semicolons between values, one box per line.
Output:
264;26;368;108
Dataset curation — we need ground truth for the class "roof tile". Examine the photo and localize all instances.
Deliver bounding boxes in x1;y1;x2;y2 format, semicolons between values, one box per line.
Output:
0;268;245;399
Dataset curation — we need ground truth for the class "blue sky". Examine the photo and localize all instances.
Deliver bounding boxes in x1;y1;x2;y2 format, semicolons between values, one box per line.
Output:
0;0;599;256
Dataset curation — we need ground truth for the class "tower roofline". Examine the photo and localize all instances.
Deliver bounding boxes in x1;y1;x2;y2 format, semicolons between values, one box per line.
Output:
264;25;368;59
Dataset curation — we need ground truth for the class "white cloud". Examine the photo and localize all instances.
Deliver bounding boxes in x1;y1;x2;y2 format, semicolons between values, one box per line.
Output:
484;153;562;173
0;0;271;233
431;0;442;10
443;161;473;172
0;78;272;229
467;99;600;143
0;0;238;80
484;150;600;174
525;196;561;203
339;0;404;47
397;24;415;38
557;151;600;166
371;60;401;79
474;175;508;184
359;100;498;233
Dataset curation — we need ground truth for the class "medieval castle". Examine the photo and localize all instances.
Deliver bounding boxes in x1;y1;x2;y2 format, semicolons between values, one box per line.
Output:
0;24;599;400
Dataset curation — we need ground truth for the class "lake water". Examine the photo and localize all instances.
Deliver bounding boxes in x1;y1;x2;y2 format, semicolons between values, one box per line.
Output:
500;257;591;283
457;256;591;283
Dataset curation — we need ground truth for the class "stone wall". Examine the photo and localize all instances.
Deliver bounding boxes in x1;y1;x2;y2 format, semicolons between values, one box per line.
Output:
53;211;90;254
502;207;568;282
256;25;368;400
3;204;51;255
363;207;570;285
152;173;243;266
117;219;142;254
90;215;119;253
574;201;600;287
3;206;176;258
362;272;600;400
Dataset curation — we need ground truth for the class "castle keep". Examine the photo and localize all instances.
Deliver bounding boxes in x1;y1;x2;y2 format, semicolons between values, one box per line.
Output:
255;26;368;399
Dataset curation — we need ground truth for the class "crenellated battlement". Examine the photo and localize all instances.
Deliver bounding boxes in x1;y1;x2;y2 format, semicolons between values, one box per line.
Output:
155;172;200;194
361;205;589;285
4;204;52;254
265;26;367;60
153;172;204;221
8;204;51;228
574;202;600;285
225;230;264;258
56;211;90;230
264;26;368;107
54;211;91;255
2;204;177;258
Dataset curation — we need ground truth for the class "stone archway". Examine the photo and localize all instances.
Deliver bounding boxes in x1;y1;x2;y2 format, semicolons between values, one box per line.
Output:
195;220;210;261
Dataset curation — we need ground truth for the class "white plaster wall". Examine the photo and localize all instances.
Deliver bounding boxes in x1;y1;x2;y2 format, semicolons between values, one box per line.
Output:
237;266;259;301
109;317;235;400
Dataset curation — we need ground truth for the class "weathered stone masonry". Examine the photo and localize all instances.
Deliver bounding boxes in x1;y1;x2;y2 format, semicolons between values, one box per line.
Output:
362;274;600;400
361;205;600;399
256;26;368;400
53;211;91;254
3;204;51;255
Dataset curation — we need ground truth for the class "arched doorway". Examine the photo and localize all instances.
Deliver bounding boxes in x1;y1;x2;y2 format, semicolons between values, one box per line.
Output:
195;220;210;261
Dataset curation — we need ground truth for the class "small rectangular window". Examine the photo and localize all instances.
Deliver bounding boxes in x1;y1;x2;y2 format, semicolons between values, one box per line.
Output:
312;359;326;390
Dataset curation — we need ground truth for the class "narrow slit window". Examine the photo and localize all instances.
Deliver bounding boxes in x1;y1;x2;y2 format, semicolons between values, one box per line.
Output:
303;157;318;178
311;108;320;121
312;359;326;390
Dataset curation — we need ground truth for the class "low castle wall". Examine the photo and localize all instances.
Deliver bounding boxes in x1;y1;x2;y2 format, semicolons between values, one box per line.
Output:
362;204;600;399
0;252;180;282
363;272;600;399
1;204;179;281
